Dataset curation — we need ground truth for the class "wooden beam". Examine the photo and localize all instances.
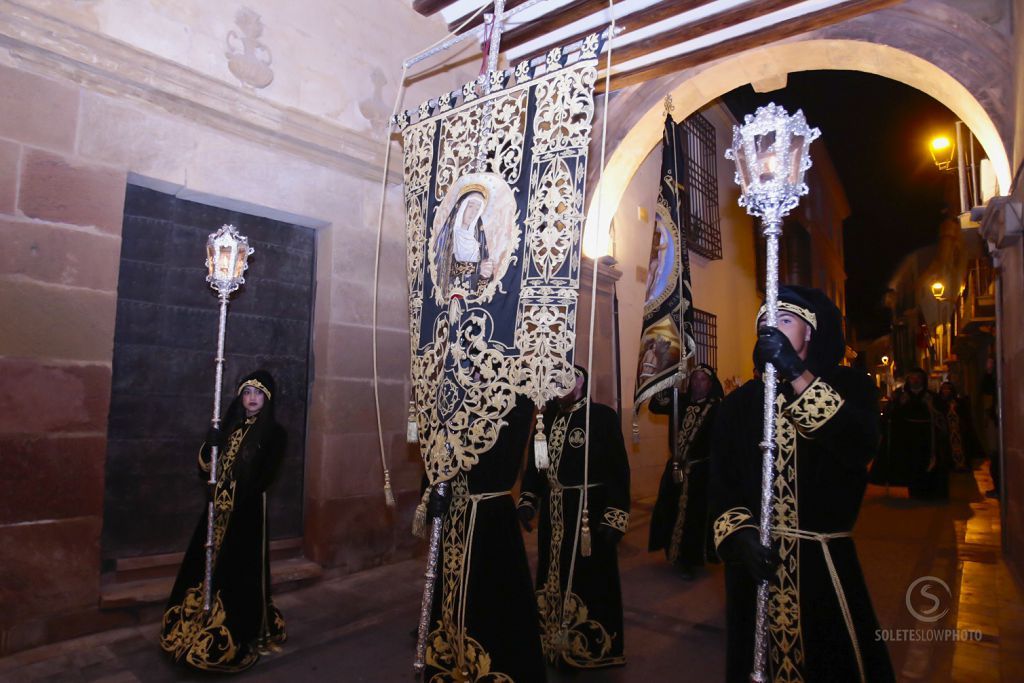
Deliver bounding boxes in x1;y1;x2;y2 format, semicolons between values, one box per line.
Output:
609;0;806;67
597;0;905;93
446;0;535;33
413;0;462;16
499;0;607;49
516;0;717;61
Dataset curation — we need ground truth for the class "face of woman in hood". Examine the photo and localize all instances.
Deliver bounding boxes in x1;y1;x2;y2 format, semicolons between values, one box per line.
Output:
242;385;266;417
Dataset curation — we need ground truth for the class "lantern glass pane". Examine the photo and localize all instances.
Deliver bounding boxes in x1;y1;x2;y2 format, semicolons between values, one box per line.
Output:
206;243;216;277
787;134;805;185
233;246;247;279
217;246;234;280
736;148;751;193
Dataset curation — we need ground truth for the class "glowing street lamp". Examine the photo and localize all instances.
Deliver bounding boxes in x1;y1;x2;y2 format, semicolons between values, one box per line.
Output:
201;223;254;613
929;135;955;171
930;280;946;301
726;103;820;683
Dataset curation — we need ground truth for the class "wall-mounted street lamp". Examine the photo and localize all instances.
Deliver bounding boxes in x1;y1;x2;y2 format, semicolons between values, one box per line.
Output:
929;135;955;171
930;280;945;301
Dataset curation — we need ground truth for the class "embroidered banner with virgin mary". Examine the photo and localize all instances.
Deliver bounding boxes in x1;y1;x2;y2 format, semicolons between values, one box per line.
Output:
397;34;605;485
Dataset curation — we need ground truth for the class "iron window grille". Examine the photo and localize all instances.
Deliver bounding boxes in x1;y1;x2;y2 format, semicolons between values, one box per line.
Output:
691;307;718;372
680;113;723;260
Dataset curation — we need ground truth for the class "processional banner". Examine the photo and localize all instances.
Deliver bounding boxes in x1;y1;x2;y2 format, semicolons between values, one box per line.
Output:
397;34;605;485
634;116;696;411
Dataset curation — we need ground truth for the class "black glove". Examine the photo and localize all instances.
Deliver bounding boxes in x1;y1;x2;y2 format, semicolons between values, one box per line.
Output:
754;326;806;382
733;528;780;582
426;484;451;520
205;426;222;445
517;505;535;532
597;524;623;547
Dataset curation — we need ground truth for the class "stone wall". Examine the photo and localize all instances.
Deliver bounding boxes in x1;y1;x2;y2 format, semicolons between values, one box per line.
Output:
0;0;477;654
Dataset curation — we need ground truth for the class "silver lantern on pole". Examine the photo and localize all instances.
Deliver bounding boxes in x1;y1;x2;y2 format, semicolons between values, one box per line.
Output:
725;103;819;683
202;223;254;613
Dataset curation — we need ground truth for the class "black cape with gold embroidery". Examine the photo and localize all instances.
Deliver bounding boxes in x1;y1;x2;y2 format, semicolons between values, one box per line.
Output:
423;395;547;682
647;389;719;567
160;371;287;673
518;394;630;669
710;369;894;682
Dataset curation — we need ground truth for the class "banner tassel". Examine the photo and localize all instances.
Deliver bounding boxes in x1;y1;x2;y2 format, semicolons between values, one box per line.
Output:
580;508;592;557
534;413;550;470
411;487;430;538
406;399;419;444
631;417;641;443
383;469;396;508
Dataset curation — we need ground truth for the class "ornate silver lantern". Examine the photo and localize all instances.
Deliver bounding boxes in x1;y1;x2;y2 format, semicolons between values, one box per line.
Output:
725;103;819;683
206;223;253;295
202;223;253;612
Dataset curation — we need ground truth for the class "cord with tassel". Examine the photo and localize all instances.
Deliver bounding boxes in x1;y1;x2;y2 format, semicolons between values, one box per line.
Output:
534;413;550;470
383;468;396;508
580;508;592;557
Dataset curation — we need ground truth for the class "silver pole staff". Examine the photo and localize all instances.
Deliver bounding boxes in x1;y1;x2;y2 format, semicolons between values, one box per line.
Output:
202;223;254;613
725;104;819;682
413;480;448;673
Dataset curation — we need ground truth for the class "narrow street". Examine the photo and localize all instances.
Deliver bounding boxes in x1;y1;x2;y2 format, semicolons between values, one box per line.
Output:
2;466;1020;682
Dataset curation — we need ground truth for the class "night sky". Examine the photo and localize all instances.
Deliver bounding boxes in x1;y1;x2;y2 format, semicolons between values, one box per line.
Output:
722;71;963;341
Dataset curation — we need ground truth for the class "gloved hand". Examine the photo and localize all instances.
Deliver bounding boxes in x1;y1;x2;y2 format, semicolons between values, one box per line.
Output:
597;524;623;547
754;326;806;382
517;505;535;532
205;426;222;445
426;484;451;520
733;528;780;582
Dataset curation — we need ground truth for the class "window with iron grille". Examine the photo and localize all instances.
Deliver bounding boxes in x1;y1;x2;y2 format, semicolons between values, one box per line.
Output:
690;308;718;372
681;113;723;260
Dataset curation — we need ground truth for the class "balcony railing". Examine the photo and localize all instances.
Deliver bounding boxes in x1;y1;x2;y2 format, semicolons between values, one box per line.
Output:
956;258;995;334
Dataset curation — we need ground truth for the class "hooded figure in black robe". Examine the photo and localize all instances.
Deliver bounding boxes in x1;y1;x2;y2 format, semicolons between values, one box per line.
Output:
710;286;894;683
648;364;724;576
422;394;548;682
936;380;981;472
517;366;631;669
887;367;949;499
160;370;287;672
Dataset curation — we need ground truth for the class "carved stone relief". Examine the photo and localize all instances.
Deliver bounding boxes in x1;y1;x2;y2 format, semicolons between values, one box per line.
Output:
225;7;273;89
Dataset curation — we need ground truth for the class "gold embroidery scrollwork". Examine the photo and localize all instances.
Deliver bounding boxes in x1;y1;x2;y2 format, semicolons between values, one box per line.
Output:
602;508;629;534
770;395;804;682
159;585;257;672
532;66;597;155
785;377;844;436
712;506;757;550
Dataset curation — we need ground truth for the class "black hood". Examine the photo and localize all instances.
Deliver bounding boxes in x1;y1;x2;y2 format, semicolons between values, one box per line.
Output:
763;285;845;377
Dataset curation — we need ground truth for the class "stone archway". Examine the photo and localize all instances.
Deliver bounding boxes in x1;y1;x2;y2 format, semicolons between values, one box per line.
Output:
584;1;1014;246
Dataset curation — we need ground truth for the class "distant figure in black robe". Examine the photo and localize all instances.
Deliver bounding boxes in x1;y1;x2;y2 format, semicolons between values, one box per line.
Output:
890;367;949;500
648;364;723;578
936;380;981;471
518;366;631;669
160;370;287;673
710;286;894;683
422;394;548;682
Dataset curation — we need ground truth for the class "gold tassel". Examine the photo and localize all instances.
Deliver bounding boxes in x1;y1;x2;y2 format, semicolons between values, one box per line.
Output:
580;508;592;557
383;469;396;508
534;413;550;470
412;487;429;538
631;418;641;443
406;399;418;444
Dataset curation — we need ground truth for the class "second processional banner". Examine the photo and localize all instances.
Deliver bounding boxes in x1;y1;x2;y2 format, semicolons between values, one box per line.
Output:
634;115;696;411
397;33;605;485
